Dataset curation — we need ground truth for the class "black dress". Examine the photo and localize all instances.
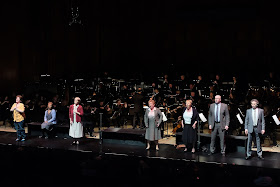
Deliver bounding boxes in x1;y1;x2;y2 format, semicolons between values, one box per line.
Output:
182;107;199;145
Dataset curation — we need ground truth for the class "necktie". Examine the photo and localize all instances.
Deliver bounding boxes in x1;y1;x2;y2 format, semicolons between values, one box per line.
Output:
215;104;219;122
253;109;257;126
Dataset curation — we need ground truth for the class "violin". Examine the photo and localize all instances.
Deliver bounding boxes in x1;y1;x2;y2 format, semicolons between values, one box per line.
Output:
172;117;182;134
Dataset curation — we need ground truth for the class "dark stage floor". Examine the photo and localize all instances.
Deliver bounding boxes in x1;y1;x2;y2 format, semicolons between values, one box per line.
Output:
1;131;280;186
0;131;280;169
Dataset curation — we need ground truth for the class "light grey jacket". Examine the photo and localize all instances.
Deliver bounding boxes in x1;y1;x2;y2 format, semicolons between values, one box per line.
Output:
144;107;163;128
245;108;265;134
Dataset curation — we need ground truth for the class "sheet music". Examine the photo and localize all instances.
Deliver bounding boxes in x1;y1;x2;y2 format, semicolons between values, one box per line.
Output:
199;113;207;122
162;112;168;122
236;114;243;124
272;115;280;125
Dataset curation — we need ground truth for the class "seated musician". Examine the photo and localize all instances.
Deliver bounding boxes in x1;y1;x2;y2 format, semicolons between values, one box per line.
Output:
167;83;176;95
83;104;95;137
195;75;207;90
40;102;57;139
153;88;162;107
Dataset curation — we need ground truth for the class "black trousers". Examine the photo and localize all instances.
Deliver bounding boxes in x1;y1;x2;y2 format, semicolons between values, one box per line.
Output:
133;112;143;128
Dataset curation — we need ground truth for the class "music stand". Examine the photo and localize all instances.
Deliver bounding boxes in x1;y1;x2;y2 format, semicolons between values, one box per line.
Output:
161;112;169;138
198;113;207;150
272;112;280;147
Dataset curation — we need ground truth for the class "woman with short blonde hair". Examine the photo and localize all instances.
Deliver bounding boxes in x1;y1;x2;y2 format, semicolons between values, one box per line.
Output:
69;97;84;145
181;99;199;153
144;99;163;150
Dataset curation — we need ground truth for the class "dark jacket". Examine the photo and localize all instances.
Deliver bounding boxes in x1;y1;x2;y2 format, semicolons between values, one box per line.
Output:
182;107;199;126
131;93;144;113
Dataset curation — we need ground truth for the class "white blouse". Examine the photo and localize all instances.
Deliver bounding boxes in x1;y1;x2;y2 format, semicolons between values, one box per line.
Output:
183;108;193;124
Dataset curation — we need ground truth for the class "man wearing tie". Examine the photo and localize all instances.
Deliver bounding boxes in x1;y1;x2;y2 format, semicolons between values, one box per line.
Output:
245;99;265;160
208;95;230;156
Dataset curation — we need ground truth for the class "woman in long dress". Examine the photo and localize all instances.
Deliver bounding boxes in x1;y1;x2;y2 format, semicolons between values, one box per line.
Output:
144;100;163;151
69;97;84;145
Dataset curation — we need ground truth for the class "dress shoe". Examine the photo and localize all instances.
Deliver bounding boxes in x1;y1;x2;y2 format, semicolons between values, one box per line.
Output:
245;156;251;160
258;155;264;160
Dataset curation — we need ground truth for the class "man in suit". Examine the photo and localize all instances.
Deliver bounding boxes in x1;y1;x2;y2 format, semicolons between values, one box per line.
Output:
245;99;265;160
131;88;144;129
208;95;230;156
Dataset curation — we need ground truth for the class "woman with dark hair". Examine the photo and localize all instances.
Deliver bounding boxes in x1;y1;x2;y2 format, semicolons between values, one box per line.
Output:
69;97;84;145
181;100;199;153
10;95;26;141
40;102;57;139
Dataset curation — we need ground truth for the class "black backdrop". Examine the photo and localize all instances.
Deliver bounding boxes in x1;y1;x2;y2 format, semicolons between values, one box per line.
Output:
1;0;280;93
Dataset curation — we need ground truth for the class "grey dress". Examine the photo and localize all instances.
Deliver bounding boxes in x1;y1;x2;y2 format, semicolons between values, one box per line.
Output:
144;107;163;141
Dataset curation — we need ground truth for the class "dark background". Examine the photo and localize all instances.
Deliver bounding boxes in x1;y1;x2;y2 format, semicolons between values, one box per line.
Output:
1;0;279;93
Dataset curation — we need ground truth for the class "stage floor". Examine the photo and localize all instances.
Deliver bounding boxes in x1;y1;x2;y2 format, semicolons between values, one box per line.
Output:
0;131;280;170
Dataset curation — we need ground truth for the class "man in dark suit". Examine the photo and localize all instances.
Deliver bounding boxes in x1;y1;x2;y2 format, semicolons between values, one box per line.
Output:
208;95;230;156
245;99;265;160
131;88;144;129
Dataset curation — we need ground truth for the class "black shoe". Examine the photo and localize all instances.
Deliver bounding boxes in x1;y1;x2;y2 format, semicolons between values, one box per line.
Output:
245;156;251;160
258;155;264;160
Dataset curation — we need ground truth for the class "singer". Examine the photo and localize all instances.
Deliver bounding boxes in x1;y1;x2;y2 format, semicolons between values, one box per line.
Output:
10;95;26;141
245;99;265;160
69;97;84;145
144;100;163;151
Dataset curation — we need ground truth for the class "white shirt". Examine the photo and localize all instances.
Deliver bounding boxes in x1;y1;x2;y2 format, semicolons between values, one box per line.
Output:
252;108;258;126
148;107;156;117
214;103;221;122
